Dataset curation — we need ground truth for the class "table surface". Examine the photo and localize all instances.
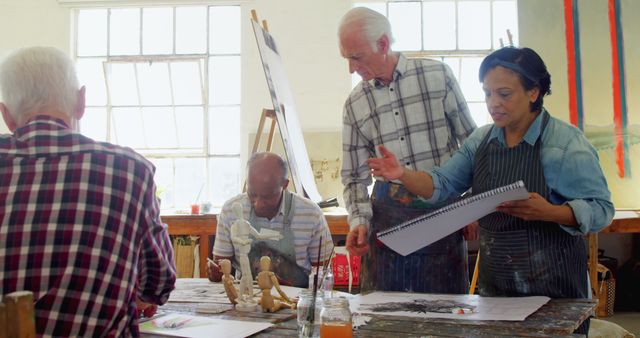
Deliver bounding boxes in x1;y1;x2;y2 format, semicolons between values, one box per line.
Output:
142;279;595;338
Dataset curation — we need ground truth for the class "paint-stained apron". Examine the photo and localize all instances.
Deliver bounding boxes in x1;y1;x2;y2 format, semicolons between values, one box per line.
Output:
362;182;469;293
246;192;309;288
472;111;589;334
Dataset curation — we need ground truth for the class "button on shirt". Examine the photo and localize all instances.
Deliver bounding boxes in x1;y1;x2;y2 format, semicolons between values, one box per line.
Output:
213;190;333;274
0;116;176;337
428;110;615;234
342;54;477;229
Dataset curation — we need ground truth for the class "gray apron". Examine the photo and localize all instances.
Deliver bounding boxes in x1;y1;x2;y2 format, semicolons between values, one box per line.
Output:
246;192;309;288
363;182;469;293
472;111;589;334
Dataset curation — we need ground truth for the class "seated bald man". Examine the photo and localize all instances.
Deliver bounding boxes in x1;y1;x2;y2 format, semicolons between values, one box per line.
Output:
208;152;333;287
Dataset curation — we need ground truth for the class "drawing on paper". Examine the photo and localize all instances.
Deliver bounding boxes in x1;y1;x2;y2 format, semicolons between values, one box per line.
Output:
361;299;476;314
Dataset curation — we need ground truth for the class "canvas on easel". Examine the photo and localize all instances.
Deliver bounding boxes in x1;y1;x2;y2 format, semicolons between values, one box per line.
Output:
250;10;323;203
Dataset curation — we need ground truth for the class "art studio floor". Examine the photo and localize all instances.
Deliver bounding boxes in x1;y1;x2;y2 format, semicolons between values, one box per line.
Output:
605;312;640;336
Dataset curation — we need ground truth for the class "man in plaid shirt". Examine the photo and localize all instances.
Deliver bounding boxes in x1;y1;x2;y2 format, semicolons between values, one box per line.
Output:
339;8;477;293
0;47;176;336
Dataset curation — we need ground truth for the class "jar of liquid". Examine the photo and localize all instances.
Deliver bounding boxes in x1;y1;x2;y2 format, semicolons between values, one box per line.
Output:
297;289;323;338
320;297;352;338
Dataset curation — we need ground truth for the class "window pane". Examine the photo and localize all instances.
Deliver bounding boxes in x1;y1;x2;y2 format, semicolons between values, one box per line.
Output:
76;58;107;106
493;1;518;48
77;10;107;56
209;157;240;207
468;102;490;127
175;106;204;149
209;106;240;155
354;2;386;15
210;6;240;54
460;57;484;101
175;7;207;54
458;1;491;50
143;8;173;55
105;63;138;105
423;2;456;50
109;8;141;55
149;158;174;209
171;61;203;105
112;107;145;148
81;107;107;142
141;107;178;148
174;157;207;209
137;62;172;105
209;56;240;105
388;2;421;51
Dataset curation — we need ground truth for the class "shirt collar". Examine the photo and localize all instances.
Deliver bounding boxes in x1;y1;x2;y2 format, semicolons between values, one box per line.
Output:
14;115;71;140
488;110;546;146
373;53;407;88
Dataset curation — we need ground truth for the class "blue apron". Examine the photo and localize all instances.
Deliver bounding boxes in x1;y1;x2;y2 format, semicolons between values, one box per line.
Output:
472;111;589;334
362;182;469;293
246;191;309;288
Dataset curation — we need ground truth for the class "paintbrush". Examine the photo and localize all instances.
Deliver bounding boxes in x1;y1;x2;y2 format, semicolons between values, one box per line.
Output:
319;247;334;291
307;235;323;326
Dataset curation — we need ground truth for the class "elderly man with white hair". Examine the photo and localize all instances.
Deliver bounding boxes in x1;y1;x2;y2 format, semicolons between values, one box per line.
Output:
0;46;176;336
339;7;477;293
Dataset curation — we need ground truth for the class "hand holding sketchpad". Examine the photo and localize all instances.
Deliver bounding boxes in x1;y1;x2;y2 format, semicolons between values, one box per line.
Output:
376;181;529;256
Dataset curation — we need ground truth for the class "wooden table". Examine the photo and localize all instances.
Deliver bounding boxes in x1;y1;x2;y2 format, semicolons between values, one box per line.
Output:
162;213;349;277
587;211;640;301
145;279;595;337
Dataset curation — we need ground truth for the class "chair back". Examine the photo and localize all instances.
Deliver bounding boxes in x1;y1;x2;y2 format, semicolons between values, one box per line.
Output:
0;291;36;338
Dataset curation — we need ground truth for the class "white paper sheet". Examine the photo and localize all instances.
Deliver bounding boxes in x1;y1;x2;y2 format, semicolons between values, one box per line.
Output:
350;292;549;321
377;181;529;256
251;19;323;202
613;210;640;220
139;313;272;338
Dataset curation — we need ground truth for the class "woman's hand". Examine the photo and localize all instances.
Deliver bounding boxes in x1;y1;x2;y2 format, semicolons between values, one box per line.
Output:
367;145;404;181
496;192;552;221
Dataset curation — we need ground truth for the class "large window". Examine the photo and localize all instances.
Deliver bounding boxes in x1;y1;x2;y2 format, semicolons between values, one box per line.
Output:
74;6;241;210
355;0;519;126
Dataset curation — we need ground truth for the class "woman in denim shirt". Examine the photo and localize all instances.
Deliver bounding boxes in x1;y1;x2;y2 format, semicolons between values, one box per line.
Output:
368;47;614;335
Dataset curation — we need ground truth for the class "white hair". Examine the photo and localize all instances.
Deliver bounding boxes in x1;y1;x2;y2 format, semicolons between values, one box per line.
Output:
338;7;394;53
0;47;79;121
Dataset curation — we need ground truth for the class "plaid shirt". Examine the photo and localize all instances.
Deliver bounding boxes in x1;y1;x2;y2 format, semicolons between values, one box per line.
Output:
341;54;477;229
0;116;176;337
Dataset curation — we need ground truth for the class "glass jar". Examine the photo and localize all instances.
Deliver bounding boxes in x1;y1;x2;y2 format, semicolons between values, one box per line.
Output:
297;290;323;338
320;297;352;338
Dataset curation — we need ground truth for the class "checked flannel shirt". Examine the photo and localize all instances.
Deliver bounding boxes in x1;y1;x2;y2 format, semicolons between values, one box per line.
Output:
0;116;176;337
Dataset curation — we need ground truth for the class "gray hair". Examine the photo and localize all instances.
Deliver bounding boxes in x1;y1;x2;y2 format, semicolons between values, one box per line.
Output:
247;152;289;181
0;47;80;121
338;7;394;53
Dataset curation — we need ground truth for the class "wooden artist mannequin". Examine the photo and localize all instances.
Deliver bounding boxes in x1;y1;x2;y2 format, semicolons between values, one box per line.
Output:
219;259;239;305
230;202;282;304
257;256;296;312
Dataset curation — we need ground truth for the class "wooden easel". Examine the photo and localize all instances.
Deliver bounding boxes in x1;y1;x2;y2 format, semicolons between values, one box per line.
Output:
244;11;287;193
250;108;277;155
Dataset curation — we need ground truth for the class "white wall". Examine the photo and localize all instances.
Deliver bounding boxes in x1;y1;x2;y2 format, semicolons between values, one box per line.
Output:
0;0;71;133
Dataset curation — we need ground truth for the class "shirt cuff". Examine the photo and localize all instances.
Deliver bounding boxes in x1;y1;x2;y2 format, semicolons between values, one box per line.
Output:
213;247;234;258
423;170;443;204
560;200;591;235
348;216;369;231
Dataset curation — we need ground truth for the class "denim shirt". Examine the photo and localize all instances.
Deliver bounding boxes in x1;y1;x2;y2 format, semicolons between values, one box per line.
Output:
427;109;615;235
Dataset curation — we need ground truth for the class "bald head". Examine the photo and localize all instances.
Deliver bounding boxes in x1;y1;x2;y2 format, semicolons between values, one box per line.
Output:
246;152;289;219
247;152;288;183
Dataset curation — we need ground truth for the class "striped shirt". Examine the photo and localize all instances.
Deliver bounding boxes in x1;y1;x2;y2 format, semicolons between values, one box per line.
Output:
213;190;333;274
0;116;176;337
341;54;477;229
